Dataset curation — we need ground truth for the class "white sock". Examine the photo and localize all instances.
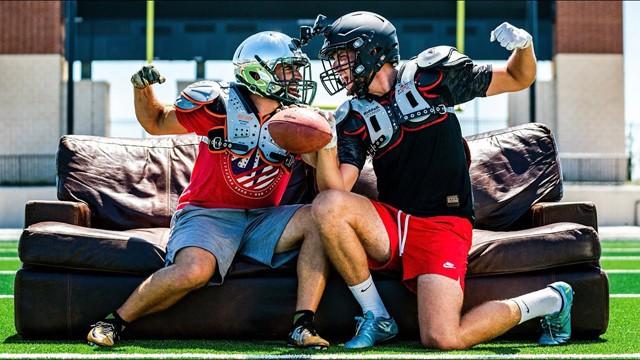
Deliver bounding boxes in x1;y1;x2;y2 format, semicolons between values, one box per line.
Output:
348;275;390;318
510;286;563;324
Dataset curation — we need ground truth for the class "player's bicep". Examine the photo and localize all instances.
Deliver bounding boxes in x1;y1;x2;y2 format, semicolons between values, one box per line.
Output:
156;106;190;135
486;65;524;96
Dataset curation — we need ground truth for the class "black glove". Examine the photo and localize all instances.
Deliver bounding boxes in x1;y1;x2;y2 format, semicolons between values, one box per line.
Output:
131;64;166;89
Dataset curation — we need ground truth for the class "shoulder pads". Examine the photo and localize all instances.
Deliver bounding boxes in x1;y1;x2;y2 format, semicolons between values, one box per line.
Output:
416;46;470;69
334;100;351;125
337;100;366;134
175;80;222;112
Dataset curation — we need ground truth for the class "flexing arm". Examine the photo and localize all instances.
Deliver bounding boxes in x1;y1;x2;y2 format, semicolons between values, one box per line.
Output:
486;22;537;96
131;65;189;135
316;149;360;191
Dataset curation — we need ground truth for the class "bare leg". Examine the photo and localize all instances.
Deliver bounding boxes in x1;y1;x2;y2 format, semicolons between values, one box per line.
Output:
274;205;329;313
417;274;521;350
311;190;390;286
116;247;216;322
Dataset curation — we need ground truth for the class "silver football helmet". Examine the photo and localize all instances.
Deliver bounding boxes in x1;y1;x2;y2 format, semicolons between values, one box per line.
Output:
233;31;317;105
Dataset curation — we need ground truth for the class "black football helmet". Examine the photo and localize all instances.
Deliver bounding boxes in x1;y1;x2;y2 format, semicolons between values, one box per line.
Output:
317;11;399;98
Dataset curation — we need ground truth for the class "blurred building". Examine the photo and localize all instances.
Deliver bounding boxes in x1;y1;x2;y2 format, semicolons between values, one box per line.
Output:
0;0;632;225
0;2;109;185
508;2;625;182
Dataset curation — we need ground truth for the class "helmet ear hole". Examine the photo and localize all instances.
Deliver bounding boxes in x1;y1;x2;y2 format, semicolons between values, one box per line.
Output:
250;71;261;80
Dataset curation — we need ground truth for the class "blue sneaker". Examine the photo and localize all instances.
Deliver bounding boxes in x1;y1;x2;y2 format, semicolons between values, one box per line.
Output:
344;311;398;349
539;281;574;346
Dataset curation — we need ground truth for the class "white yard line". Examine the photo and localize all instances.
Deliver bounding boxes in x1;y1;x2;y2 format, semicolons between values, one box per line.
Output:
0;354;639;360
0;257;19;261
602;248;640;252
601;256;640;261
0;294;635;299
607;270;640;273
0;271;16;275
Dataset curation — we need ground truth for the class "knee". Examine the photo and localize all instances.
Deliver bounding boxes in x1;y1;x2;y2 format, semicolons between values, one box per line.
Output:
311;189;350;225
173;260;214;290
296;205;316;237
420;331;465;350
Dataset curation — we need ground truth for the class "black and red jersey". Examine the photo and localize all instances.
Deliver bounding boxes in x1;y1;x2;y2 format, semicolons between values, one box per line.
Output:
337;61;493;221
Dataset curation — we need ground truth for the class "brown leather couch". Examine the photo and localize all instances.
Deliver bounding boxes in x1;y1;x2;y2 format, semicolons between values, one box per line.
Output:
15;123;608;341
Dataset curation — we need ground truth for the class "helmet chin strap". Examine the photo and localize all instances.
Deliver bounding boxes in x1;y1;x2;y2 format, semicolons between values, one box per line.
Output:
353;68;378;98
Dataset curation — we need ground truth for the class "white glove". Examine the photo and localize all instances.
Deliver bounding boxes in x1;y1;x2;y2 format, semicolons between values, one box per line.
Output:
319;110;337;150
490;22;532;51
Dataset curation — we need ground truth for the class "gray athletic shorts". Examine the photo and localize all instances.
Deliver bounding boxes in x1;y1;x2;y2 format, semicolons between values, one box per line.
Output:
165;204;303;284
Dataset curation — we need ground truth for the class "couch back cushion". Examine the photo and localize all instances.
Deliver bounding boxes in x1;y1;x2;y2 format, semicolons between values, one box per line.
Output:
467;123;563;230
57;135;314;230
352;123;563;231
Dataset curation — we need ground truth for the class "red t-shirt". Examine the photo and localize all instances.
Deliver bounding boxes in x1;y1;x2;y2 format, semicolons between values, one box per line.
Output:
175;104;293;210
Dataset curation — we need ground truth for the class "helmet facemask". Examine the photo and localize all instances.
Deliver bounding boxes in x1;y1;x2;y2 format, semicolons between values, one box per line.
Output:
319;36;389;98
236;53;316;106
313;11;400;99
320;38;379;97
233;32;317;106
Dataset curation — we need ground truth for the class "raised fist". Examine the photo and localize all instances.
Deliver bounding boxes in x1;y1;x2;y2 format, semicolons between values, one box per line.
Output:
490;22;532;51
131;64;166;89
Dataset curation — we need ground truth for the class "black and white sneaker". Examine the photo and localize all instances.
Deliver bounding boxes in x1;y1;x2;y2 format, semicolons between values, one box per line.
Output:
287;323;330;350
87;321;120;347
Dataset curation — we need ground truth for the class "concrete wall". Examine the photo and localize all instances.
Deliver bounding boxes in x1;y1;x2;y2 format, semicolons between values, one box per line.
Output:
555;54;625;155
0;186;57;228
550;1;625;183
564;184;640;226
0;62;110;184
65;80;111;137
554;54;626;182
0;54;65;155
507;80;556;135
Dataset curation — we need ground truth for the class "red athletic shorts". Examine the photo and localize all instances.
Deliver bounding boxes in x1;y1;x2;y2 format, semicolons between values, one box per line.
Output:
368;200;473;293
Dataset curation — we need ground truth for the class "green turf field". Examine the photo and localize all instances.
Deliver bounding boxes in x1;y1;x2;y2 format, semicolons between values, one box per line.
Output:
0;239;639;360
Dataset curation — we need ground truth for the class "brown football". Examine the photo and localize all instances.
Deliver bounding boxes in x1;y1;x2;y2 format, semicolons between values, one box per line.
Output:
267;107;332;154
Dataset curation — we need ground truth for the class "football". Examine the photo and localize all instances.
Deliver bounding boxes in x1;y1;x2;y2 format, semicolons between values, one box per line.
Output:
267;107;332;154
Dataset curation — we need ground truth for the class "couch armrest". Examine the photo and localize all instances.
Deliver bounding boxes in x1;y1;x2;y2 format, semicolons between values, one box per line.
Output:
24;200;91;228
530;202;598;231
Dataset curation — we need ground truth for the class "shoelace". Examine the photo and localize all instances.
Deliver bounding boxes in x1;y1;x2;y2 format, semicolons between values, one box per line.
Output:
540;318;558;342
92;322;117;335
353;315;377;336
291;324;318;343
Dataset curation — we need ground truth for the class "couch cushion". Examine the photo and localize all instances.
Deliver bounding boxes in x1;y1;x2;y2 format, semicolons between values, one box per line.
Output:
468;222;600;277
22;221;600;279
57;136;199;230
467;123;563;230
20;222;168;275
56;136;315;231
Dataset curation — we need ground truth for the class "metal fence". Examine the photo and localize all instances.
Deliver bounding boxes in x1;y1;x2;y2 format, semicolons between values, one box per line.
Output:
559;153;628;183
0;154;57;185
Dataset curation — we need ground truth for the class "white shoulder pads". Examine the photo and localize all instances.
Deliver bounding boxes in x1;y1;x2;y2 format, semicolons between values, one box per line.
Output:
416;46;470;69
334;100;351;125
175;80;222;111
